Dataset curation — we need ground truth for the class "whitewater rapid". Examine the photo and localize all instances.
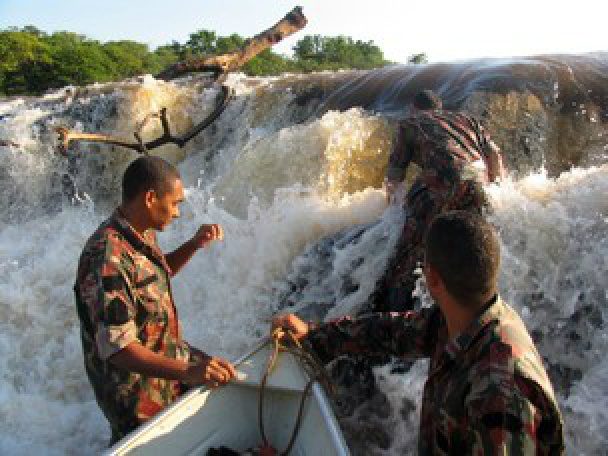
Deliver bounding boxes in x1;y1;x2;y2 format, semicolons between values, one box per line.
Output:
0;71;606;455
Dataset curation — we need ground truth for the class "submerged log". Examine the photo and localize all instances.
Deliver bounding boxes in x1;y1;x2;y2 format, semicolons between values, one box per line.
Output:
156;6;307;81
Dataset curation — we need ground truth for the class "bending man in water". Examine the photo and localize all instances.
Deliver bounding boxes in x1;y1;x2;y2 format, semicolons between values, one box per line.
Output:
375;89;506;311
274;211;564;454
74;156;236;443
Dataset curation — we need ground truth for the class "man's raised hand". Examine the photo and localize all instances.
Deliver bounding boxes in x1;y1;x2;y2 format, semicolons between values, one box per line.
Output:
193;223;224;249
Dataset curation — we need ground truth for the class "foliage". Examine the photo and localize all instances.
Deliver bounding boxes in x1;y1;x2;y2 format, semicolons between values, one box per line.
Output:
0;26;405;95
293;35;387;69
407;53;428;64
0;27;52;94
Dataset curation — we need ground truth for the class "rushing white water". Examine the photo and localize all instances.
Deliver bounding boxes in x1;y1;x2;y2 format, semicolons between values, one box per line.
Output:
0;73;606;455
370;165;608;455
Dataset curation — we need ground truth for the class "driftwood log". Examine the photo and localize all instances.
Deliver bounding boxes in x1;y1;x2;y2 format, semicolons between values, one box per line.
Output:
157;6;307;81
55;6;307;155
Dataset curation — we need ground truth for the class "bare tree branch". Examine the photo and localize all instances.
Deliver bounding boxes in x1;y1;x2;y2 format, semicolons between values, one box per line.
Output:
0;139;19;148
156;6;308;81
56;85;233;155
54;7;307;155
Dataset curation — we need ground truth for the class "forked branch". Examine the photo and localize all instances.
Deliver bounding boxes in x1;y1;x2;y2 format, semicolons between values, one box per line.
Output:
56;85;232;155
54;7;307;155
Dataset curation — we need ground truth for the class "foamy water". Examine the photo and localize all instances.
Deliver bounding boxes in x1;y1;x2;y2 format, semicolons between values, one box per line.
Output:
369;165;608;455
0;72;606;455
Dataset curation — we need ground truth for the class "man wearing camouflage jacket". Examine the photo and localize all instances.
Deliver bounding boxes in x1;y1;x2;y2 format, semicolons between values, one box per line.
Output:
375;90;506;312
274;211;564;455
74;156;236;443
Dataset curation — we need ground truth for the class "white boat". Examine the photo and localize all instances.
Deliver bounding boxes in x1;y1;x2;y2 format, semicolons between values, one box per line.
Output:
105;339;350;456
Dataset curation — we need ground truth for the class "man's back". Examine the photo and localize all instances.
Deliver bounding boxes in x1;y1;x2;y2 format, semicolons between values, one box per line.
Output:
387;109;505;191
406;110;490;181
420;297;563;454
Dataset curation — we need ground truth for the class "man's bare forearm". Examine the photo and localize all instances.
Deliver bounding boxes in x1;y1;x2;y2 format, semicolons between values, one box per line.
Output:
110;342;236;387
109;342;189;381
166;237;199;276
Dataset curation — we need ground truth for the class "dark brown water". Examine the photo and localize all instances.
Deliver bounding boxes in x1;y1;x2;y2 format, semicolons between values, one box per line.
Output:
306;52;608;176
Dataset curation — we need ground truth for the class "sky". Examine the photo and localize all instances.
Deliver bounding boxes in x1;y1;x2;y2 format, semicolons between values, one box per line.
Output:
0;0;606;64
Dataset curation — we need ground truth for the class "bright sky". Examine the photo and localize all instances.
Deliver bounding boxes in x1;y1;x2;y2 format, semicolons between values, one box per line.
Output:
0;0;605;63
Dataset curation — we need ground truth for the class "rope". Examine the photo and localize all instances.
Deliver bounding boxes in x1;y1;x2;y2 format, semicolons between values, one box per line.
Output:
257;328;333;455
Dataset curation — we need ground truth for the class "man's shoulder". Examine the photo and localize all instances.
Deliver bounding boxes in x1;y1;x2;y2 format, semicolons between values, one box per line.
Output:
78;216;134;270
469;300;555;393
420;109;483;129
494;300;538;353
404;109;475;133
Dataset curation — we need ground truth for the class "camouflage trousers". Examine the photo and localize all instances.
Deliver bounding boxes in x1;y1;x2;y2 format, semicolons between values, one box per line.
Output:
372;177;488;312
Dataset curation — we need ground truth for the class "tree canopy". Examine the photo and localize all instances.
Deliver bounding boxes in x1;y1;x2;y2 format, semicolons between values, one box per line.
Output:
0;26;420;95
293;35;385;69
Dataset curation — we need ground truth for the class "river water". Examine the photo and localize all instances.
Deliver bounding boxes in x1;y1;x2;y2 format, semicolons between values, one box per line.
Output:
0;55;606;454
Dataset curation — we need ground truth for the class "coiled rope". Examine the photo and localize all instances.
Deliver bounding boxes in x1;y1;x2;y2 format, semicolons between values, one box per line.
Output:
257;328;333;456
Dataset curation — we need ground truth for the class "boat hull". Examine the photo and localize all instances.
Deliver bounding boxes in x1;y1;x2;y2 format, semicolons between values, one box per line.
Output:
105;341;350;456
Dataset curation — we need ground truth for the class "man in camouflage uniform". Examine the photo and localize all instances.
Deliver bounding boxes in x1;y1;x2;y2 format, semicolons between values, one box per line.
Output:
274;211;564;455
376;90;506;311
74;156;236;443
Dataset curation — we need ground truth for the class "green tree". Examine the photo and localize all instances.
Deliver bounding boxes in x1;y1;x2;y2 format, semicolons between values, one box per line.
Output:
44;32;115;87
185;29;217;56
0;26;400;95
149;45;180;73
407;53;428;64
242;49;291;76
20;25;46;37
215;33;245;54
103;40;151;78
293;35;324;61
156;41;183;58
0;28;52;94
292;34;387;70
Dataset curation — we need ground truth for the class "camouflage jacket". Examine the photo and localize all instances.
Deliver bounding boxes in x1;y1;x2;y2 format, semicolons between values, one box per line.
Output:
378;110;507;303
386;110;506;190
307;296;564;455
74;209;190;441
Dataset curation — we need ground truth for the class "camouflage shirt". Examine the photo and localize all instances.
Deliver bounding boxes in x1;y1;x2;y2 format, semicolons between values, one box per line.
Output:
74;209;191;441
307;296;564;455
386;109;506;188
376;110;507;310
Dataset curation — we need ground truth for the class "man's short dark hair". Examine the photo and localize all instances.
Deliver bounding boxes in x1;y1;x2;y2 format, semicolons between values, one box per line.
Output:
413;90;442;110
122;156;180;202
424;211;500;306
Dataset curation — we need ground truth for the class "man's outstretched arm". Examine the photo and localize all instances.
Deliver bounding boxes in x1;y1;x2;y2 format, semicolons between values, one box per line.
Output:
166;224;224;276
273;307;442;364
